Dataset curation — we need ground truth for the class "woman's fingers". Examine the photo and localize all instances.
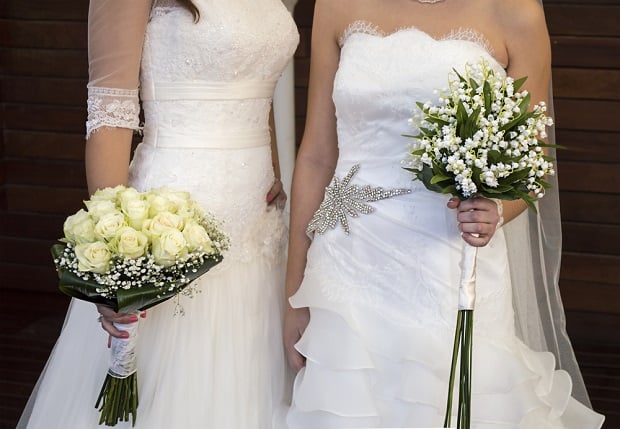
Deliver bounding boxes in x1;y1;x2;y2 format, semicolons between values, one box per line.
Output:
267;179;287;209
96;304;142;339
453;197;501;247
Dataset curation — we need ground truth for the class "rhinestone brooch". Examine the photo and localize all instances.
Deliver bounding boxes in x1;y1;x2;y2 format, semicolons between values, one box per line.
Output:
306;164;410;236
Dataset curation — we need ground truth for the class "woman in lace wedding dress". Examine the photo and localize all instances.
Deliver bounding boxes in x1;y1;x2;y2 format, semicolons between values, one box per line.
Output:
284;0;604;427
18;0;298;428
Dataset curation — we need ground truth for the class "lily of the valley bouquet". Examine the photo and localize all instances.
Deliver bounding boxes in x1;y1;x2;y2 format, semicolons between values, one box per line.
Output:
52;185;229;426
404;59;555;428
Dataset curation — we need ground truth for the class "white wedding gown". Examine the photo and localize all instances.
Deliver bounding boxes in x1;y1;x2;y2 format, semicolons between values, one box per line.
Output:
18;1;298;428
287;22;605;429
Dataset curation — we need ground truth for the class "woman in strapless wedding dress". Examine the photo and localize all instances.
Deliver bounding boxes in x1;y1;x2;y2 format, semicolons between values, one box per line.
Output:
284;0;604;428
17;0;298;428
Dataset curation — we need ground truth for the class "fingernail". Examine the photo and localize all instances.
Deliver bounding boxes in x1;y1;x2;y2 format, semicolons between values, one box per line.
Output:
121;332;129;338
266;193;273;202
140;311;147;318
129;315;139;322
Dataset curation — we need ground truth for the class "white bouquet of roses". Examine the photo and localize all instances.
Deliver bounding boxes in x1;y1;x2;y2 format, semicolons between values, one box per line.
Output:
404;59;556;429
52;185;229;426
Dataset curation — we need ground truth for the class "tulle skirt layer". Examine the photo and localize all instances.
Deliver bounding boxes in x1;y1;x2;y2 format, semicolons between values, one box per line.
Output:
19;253;291;429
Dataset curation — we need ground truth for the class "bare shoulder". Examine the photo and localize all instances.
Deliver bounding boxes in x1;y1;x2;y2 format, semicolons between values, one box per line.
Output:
313;0;371;39
494;0;548;40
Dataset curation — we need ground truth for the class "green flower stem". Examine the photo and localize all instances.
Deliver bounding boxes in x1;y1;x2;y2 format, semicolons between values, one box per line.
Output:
444;310;463;428
444;309;474;429
95;372;138;426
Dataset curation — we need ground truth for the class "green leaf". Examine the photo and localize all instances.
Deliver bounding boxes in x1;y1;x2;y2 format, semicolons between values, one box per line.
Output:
453;68;466;83
409;148;426;156
514;189;538;212
488;150;501;163
513;76;528;92
500;111;534;132
440;185;459;195
461;106;481;139
430;174;452;184
480;184;513;194
502;167;532;185
483;80;492;113
539;180;553;189
419;165;449;194
519;92;531;116
469;78;479;91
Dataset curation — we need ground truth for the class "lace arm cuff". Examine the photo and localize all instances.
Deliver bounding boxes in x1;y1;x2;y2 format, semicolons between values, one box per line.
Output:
86;86;142;139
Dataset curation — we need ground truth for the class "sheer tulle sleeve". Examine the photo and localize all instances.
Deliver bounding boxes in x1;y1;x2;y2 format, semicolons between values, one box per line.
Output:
85;0;152;138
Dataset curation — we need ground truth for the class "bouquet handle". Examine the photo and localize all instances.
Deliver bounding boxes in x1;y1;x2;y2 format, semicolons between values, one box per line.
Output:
95;315;140;426
444;242;477;428
458;243;478;311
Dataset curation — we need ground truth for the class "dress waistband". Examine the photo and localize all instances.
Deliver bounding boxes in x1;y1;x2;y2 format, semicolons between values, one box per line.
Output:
142;128;271;150
141;80;277;101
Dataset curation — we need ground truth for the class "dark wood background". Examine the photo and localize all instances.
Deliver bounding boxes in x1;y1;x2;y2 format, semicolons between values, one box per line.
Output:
1;0;618;427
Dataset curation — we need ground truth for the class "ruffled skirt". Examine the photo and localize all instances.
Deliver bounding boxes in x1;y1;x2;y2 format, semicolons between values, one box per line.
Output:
287;184;604;428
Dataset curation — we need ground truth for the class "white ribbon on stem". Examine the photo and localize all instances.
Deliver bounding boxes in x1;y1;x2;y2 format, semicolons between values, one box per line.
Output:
458;243;478;310
108;316;140;378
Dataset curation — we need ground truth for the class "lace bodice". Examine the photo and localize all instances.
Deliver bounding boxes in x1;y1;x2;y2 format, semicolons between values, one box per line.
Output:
85;0;298;137
86;0;298;264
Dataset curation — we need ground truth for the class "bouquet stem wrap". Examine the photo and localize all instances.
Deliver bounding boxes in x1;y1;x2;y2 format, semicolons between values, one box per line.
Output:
96;317;140;426
444;243;477;429
458;244;478;311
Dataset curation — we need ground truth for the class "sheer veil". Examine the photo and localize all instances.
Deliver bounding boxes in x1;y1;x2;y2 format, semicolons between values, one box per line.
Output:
504;0;591;406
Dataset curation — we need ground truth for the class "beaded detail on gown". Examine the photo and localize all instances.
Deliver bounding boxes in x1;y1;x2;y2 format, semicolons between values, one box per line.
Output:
18;1;298;428
286;22;604;429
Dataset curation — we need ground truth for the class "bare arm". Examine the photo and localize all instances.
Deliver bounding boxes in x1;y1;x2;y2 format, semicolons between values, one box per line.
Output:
85;128;133;195
283;0;342;371
266;108;287;207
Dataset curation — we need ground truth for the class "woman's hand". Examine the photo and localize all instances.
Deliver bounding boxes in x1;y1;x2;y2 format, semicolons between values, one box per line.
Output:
96;304;145;345
447;196;502;247
266;178;287;209
283;307;310;372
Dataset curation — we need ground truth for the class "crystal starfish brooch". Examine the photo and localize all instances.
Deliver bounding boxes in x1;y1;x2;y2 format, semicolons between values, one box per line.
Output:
306;164;410;236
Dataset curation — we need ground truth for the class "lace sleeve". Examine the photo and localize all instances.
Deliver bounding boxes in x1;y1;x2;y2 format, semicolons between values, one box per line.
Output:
86;0;152;138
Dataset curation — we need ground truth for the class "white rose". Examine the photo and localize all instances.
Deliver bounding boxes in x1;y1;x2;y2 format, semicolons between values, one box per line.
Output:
146;193;175;217
119;191;150;230
75;241;112;273
111;227;149;259
183;220;213;253
143;212;183;238
151;228;188;267
176;204;197;223
94;210;127;242
89;185;126;202
85;199;118;221
155;188;191;210
63;209;96;244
